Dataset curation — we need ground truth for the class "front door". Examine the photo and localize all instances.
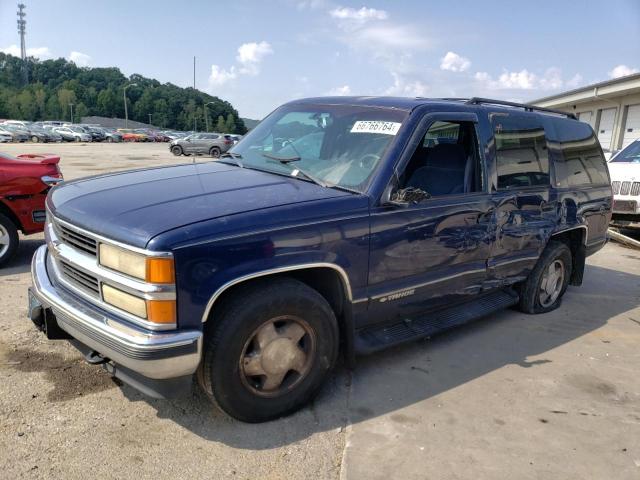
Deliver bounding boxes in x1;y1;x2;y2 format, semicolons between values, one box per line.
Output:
366;113;494;327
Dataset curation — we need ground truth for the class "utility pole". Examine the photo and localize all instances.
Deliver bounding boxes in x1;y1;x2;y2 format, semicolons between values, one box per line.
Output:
148;113;152;126
69;103;74;124
17;3;27;85
193;56;197;132
123;82;137;129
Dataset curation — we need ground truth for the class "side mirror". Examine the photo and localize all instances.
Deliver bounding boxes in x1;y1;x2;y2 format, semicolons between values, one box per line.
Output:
381;176;410;208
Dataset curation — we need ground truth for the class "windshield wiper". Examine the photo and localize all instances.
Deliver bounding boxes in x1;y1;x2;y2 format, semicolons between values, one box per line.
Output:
219;152;244;168
261;152;328;188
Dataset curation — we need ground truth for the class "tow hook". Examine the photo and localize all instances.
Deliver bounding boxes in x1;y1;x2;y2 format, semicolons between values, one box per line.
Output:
84;350;109;365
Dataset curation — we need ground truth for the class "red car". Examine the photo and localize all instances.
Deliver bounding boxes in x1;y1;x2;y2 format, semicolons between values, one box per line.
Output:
0;152;63;266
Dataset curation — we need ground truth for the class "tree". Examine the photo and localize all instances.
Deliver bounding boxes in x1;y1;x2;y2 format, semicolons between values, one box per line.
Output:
225;113;236;133
57;88;76;117
0;52;247;132
216;115;226;133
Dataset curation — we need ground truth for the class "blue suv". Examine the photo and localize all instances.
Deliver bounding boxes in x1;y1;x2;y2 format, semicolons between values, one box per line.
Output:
28;97;612;422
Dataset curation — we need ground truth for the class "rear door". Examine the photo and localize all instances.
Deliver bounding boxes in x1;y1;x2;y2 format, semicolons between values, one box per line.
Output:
487;112;556;283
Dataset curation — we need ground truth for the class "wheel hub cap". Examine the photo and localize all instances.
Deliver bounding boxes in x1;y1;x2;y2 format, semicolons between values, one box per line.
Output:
240;317;315;397
0;225;9;257
539;259;564;307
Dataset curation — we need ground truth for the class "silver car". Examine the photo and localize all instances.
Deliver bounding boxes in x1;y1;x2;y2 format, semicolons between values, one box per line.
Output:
169;133;233;157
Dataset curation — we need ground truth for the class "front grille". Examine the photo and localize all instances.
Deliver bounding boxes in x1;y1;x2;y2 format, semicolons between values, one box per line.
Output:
620;181;631;195
631;182;640;196
612;181;621;194
59;260;100;296
56;222;97;256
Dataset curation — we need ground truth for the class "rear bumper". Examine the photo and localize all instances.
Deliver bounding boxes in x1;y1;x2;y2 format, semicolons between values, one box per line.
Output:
30;245;202;381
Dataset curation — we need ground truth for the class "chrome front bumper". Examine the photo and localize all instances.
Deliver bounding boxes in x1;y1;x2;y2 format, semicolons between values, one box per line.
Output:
30;245;202;380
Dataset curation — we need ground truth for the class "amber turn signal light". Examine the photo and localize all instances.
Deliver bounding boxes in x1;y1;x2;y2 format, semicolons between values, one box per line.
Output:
145;257;175;284
146;300;176;324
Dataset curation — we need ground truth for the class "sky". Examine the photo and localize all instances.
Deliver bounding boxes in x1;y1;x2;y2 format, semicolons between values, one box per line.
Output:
1;0;639;119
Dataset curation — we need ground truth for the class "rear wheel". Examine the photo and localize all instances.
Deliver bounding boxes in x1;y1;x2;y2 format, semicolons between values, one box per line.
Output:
106;137;113;143
0;214;19;267
517;241;572;314
171;145;183;156
209;147;221;158
31;135;39;143
198;278;339;422
74;136;81;142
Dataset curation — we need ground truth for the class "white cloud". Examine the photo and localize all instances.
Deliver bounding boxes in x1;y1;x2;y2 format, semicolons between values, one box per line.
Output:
538;67;563;90
68;51;91;67
475;68;574;91
329;6;388;23
385;72;428;97
609;64;639;79
1;44;52;59
209;65;237;86
236;41;273;75
566;73;583;88
326;85;352;96
208;41;273;88
293;0;327;10
440;51;470;72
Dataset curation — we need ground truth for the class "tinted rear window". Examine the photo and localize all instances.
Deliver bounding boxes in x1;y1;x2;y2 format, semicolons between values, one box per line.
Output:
492;114;550;190
551;118;609;187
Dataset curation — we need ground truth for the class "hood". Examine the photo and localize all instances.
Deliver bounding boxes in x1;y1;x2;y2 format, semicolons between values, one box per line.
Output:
49;162;351;248
608;162;640;182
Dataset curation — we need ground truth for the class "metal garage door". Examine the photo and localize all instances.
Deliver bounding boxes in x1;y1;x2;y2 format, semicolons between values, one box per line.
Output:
578;111;592;125
622;104;640;148
597;108;616;151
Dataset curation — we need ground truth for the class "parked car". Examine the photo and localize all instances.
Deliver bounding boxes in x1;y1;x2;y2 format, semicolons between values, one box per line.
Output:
0;131;12;143
28;96;611;423
0;152;63;266
25;126;54;143
99;128;124;143
609;139;640;228
53;126;92;142
1;124;29;142
117;129;146;142
169;132;233;157
83;126;106;142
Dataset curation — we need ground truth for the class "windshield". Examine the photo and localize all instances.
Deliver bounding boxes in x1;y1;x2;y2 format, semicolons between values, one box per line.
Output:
228;104;407;192
611;141;640;163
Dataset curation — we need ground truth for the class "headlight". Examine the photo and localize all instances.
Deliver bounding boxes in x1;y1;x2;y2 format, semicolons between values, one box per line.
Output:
99;243;175;283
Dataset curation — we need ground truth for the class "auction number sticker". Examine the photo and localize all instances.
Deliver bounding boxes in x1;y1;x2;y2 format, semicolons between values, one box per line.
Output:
350;121;402;135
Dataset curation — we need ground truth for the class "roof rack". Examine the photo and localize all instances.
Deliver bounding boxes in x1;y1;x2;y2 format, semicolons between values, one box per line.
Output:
466;97;577;120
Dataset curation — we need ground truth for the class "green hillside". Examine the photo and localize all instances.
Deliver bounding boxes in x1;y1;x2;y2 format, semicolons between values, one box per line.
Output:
0;53;246;133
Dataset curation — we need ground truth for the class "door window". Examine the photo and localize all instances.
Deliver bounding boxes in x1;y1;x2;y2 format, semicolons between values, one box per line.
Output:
397;120;482;199
493;115;549;189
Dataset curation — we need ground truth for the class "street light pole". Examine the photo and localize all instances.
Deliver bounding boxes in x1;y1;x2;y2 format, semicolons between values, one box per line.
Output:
123;82;137;129
204;101;214;132
69;103;74;124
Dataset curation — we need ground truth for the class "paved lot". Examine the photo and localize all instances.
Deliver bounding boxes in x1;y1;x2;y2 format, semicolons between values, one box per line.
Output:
1;143;639;479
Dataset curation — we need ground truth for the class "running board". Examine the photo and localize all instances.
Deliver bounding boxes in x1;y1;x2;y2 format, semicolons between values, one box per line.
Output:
354;289;519;355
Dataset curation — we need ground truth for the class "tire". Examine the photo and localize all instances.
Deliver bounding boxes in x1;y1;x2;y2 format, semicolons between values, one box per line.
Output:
171;145;183;156
0;213;19;268
517;240;572;314
31;135;39;143
209;147;221;158
106;137;113;143
74;136;80;142
198;278;339;422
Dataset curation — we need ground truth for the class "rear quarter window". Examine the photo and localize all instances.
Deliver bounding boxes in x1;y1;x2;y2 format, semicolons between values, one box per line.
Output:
550;118;610;187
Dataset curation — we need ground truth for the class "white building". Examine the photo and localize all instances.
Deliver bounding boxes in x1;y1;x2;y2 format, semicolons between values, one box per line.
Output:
532;73;640;153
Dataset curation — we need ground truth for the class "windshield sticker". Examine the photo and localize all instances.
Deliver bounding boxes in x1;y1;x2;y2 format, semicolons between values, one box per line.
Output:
350;121;402;135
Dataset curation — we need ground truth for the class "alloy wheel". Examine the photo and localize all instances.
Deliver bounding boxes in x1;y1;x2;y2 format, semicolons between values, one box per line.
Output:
239;316;316;397
539;259;565;307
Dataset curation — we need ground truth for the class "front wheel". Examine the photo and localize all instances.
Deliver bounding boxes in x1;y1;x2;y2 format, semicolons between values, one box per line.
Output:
198;278;339;422
517;241;572;314
209;147;221;158
31;135;40;143
171;145;183;156
0;213;19;267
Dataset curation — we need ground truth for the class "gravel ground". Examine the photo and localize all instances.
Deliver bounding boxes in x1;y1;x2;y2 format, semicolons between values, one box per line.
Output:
0;142;638;479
